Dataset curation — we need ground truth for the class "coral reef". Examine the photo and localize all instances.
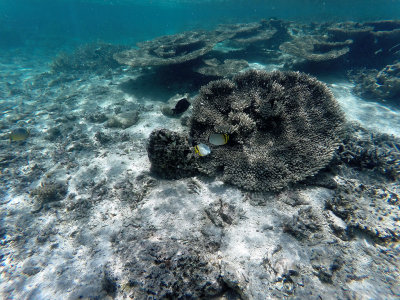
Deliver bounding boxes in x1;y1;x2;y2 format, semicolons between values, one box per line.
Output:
215;19;278;47
327;21;374;40
280;35;352;63
349;62;400;105
3;18;400;300
326;178;400;243
51;43;128;74
328;20;400;66
147;129;198;179
190;69;345;191
194;58;249;77
334;123;400;181
114;30;227;67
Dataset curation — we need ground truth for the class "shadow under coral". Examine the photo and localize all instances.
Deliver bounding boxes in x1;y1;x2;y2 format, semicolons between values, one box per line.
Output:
118;62;217;101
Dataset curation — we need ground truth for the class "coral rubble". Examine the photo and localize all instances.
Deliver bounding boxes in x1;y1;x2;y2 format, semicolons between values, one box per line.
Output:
147;129;198;179
349;62;400;105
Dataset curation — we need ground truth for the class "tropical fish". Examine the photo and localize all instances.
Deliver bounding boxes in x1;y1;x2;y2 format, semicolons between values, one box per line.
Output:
172;98;190;115
9;127;30;142
194;143;211;156
208;133;229;146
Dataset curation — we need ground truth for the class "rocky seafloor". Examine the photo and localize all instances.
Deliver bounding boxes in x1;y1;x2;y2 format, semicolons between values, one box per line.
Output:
0;19;399;300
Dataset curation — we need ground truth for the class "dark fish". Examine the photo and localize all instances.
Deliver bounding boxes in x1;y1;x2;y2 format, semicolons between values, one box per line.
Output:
172;98;190;115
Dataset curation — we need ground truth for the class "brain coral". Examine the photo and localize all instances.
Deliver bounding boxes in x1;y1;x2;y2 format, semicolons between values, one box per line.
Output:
190;70;345;191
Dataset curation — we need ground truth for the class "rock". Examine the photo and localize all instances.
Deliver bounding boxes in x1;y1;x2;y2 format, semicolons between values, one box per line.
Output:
87;112;108;123
105;110;139;129
283;206;323;241
22;259;42;276
161;93;191;117
310;247;344;284
94;131;112;145
31;181;68;206
204;199;244;227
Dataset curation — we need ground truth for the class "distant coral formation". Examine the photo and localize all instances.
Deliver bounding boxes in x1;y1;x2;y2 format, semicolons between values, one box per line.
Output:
328;20;400;66
280;35;352;63
114;30;227;67
51;43;128;74
194;58;249;77
215;19;278;48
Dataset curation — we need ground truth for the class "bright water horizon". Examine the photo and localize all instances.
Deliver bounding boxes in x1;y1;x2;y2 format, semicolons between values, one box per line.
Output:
2;0;400;49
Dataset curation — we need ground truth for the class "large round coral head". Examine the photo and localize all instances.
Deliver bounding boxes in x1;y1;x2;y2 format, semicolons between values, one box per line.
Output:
190;70;345;191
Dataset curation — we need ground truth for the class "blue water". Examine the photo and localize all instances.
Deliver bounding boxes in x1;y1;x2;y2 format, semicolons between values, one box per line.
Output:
1;1;400;299
1;0;400;49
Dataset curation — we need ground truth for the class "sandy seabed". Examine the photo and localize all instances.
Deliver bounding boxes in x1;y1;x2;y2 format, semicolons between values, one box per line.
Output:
0;47;399;300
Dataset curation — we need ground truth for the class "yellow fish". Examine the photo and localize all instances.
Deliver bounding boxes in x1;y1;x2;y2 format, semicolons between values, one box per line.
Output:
194;143;211;156
9;128;30;142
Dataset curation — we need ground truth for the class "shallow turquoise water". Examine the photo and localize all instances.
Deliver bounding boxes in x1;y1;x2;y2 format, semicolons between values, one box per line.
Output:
2;0;400;48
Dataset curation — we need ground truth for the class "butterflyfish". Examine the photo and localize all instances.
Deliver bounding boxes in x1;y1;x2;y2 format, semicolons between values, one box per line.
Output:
194;143;211;156
9;128;30;142
208;133;229;146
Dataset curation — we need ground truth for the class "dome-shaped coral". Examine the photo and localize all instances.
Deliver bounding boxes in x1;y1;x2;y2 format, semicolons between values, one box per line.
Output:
190;70;345;191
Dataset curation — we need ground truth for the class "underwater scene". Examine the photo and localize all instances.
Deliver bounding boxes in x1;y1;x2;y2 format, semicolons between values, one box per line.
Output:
1;0;400;299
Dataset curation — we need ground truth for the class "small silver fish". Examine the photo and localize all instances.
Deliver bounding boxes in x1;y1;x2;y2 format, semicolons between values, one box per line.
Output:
208;133;229;146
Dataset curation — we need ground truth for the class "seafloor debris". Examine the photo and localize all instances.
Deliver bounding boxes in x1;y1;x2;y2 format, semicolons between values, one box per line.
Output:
30;181;68;208
334;123;400;181
326;178;400;243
